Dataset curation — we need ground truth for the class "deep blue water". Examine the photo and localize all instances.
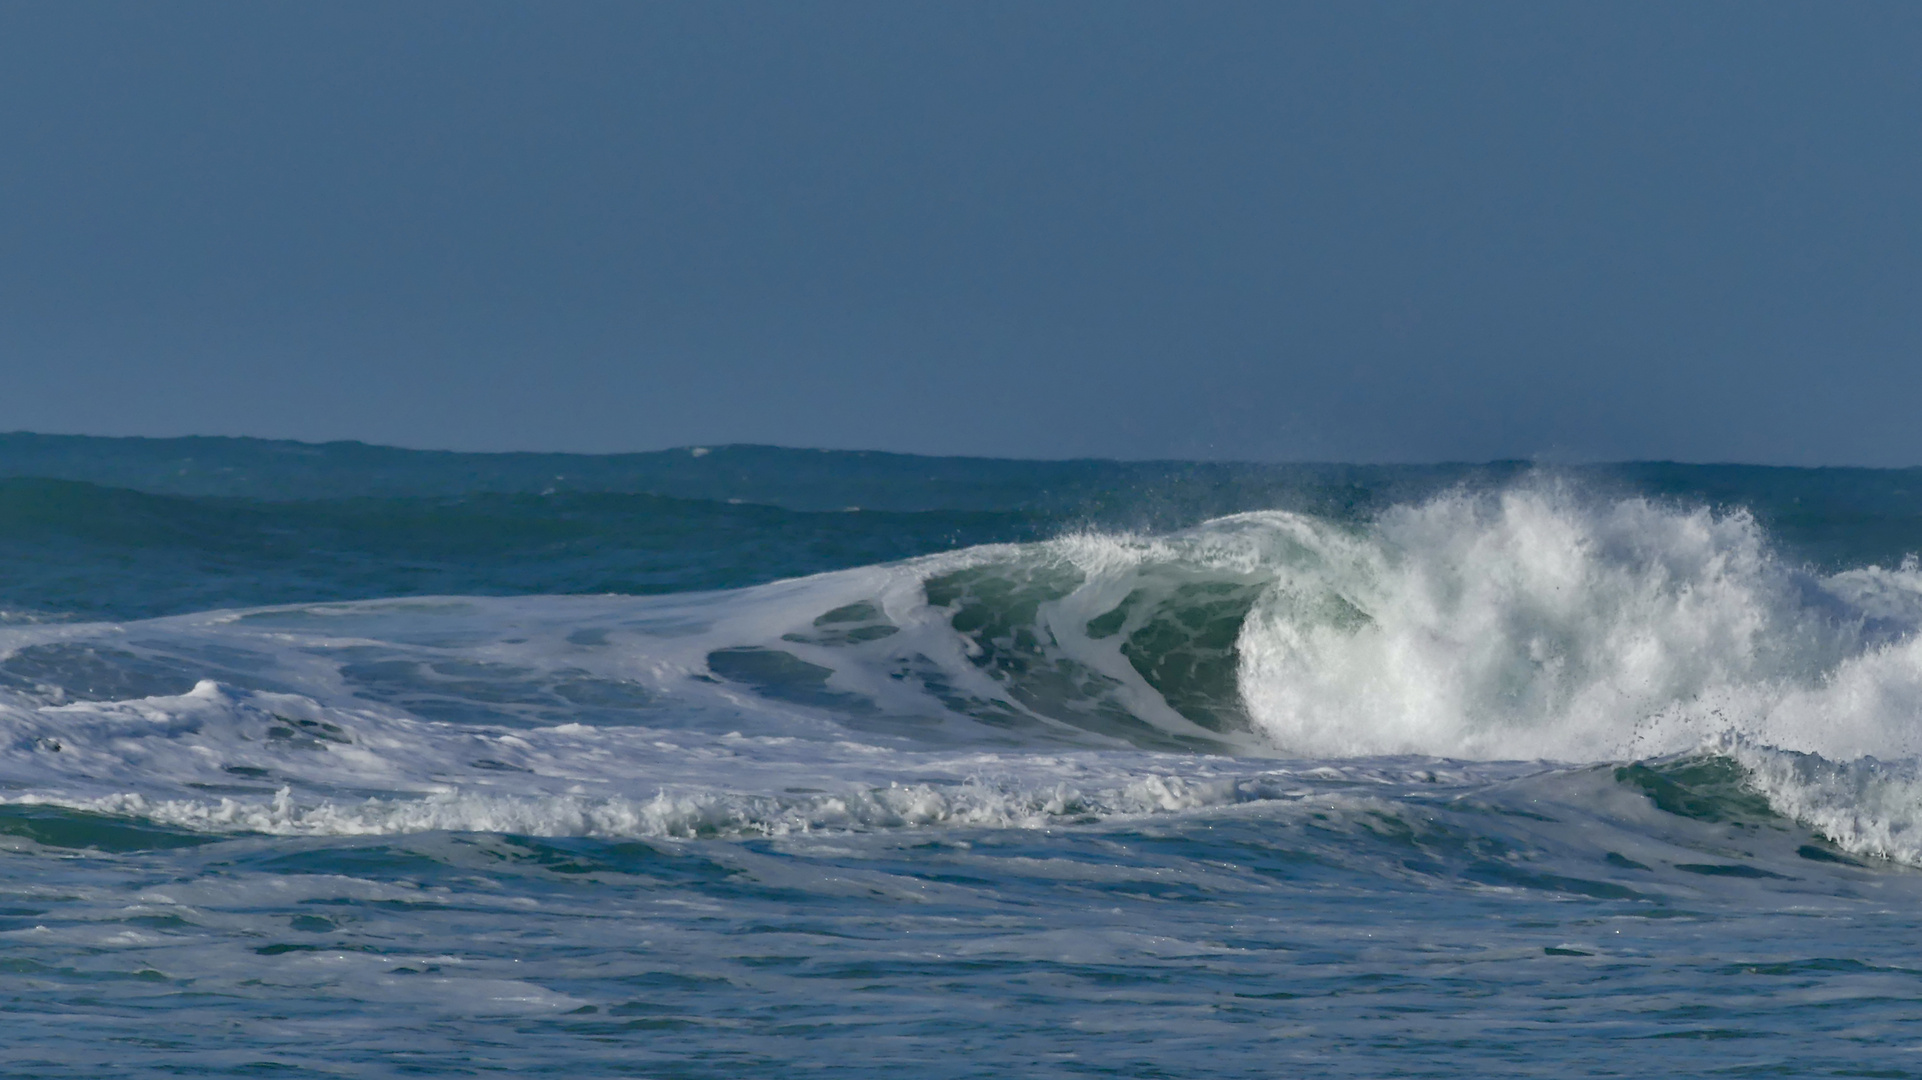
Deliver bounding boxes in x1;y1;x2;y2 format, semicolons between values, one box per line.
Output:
6;435;1922;1077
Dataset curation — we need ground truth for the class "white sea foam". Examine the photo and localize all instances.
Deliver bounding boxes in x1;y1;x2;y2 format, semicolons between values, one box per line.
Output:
0;675;1319;839
12;770;1276;840
1230;487;1901;761
1730;741;1922;864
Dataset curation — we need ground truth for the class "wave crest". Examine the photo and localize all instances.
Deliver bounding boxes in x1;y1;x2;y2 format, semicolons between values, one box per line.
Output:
772;484;1920;762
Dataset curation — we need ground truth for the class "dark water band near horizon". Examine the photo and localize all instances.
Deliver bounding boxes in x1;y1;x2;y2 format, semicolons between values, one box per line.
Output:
6;435;1922;1077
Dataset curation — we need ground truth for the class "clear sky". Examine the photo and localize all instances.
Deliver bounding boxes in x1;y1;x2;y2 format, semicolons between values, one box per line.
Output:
1;1;1918;463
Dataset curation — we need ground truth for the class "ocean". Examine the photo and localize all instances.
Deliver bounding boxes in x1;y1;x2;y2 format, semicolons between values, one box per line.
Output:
5;434;1922;1077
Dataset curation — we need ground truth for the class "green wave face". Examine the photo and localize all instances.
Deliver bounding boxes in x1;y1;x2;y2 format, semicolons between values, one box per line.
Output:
1615;756;1785;827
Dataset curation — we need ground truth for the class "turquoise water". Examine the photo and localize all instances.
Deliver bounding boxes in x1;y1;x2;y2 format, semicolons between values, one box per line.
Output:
7;435;1922;1076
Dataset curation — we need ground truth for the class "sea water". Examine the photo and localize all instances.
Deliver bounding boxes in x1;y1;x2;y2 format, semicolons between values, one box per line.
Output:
6;437;1922;1076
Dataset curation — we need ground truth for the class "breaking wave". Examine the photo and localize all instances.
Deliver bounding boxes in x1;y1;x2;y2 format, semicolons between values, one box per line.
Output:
703;481;1922;763
7;480;1922;863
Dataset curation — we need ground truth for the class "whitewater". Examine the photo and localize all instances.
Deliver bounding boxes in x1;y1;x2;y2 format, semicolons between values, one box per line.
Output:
8;438;1922;1077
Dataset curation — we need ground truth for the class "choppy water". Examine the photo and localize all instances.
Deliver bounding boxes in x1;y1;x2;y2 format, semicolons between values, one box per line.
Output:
7;435;1922;1077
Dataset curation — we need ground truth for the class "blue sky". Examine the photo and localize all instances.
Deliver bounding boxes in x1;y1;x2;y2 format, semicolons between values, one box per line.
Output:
1;1;1918;463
